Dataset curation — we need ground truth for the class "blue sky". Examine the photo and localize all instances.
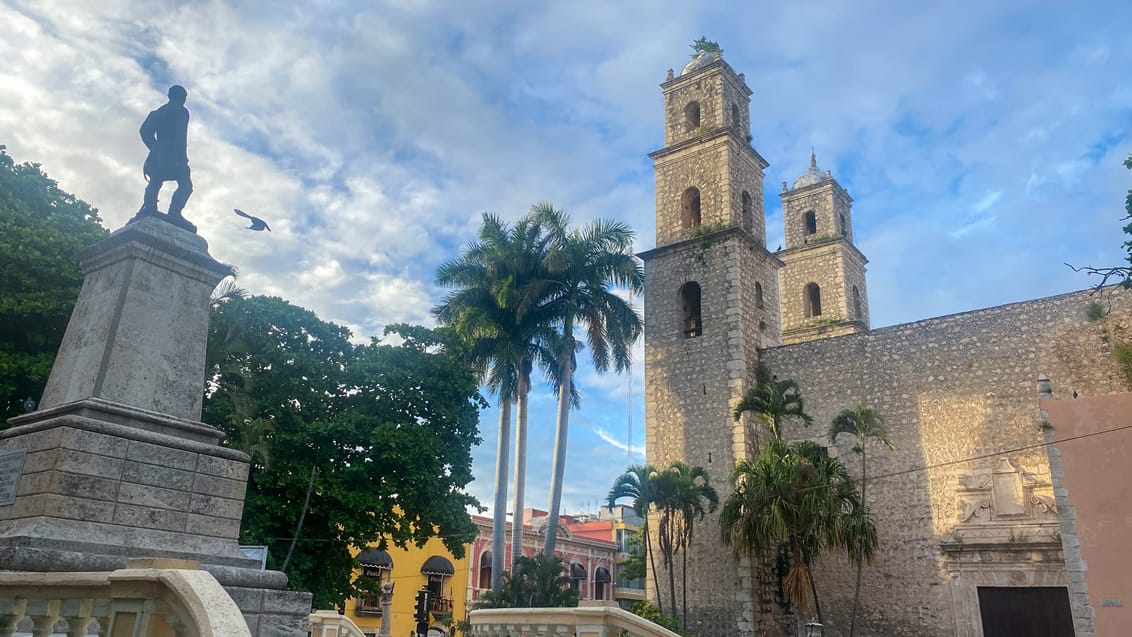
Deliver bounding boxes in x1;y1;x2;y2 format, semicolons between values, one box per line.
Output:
1;0;1130;518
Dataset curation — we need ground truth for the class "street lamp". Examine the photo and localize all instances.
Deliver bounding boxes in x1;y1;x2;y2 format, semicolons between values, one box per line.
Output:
805;618;823;637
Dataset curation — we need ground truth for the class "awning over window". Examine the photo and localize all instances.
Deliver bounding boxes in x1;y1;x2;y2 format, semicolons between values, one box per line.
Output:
595;567;611;583
570;562;586;579
358;549;393;569
422;555;455;576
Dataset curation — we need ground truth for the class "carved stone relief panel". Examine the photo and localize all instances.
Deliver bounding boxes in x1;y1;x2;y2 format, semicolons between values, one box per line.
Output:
956;457;1057;525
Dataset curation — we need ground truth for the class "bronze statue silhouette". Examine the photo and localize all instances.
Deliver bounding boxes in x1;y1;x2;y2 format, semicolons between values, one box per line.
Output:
134;85;195;232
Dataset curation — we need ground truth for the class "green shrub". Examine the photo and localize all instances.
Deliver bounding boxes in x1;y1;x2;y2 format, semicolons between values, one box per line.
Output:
688;222;730;239
625;601;686;636
1085;301;1105;322
1114;342;1132;386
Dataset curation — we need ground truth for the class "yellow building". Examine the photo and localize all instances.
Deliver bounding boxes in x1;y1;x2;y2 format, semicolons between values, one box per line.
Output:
344;535;470;637
344;513;621;637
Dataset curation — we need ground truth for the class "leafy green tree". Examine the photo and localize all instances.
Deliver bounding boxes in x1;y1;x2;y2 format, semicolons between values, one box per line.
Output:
619;527;647;582
607;465;664;613
476;554;579;609
435;211;559;585
652;462;718;625
535;204;644;556
829;403;893;637
0;145;107;419
720;439;877;623
733;364;813;441
204;295;484;607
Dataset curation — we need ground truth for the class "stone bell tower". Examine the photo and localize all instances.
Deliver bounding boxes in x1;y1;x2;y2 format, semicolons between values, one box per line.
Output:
777;152;870;344
640;49;781;637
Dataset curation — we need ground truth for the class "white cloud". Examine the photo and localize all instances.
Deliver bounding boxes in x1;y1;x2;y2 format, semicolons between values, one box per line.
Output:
596;427;646;460
4;0;1131;517
973;191;1002;214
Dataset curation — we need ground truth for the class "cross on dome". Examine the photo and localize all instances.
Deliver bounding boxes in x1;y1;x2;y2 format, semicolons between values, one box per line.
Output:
792;150;832;190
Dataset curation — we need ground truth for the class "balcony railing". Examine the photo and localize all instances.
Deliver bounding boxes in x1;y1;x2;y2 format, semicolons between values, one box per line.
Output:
469;601;681;637
616;577;645;590
0;559;250;636
430;597;453;614
355;594;383;615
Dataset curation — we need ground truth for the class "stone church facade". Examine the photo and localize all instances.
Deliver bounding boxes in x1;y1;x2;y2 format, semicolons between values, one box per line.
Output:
641;51;1131;636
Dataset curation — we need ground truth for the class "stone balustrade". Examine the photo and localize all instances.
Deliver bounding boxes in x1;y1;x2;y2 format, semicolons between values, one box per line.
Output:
0;559;249;637
308;611;369;637
469;601;680;637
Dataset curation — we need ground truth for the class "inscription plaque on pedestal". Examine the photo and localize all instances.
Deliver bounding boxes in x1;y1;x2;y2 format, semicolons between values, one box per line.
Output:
0;448;27;506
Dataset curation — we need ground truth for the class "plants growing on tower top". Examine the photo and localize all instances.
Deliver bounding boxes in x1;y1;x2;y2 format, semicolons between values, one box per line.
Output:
690;37;721;56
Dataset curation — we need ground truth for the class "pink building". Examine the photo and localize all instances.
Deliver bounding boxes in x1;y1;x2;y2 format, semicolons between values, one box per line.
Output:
467;510;618;604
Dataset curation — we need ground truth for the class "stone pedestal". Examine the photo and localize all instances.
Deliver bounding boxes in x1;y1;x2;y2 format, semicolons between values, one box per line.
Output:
0;218;311;636
38;218;223;420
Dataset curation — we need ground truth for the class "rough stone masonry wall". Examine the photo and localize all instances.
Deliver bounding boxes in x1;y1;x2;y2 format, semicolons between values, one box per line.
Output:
727;144;767;245
778;242;852;328
654;137;732;247
662;60;749;146
759;286;1132;636
841;246;870;326
782;183;853;249
644;232;774;637
719;71;751;142
664;71;723;147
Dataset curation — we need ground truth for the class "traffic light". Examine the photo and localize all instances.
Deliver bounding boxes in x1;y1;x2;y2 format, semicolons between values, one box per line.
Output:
414;587;431;637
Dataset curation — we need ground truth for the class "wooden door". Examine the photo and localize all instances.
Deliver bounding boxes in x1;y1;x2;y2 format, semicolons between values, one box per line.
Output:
977;587;1074;637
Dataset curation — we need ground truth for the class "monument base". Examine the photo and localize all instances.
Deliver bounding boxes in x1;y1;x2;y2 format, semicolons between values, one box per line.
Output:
0;215;314;635
0;398;312;635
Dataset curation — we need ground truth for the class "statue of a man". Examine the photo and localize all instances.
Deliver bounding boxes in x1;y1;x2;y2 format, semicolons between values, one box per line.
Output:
136;85;194;229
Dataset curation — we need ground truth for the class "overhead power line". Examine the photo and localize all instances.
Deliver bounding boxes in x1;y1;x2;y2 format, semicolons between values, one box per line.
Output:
862;421;1132;485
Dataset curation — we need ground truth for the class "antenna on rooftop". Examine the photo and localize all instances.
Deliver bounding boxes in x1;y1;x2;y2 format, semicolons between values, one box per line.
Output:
627;289;634;468
628;358;633;468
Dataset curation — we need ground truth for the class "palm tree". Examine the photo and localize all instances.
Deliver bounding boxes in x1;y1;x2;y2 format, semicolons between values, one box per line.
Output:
829;403;893;637
607;464;665;613
671;462;718;627
493;212;561;570
476;553;579;609
650;461;719;625
651;466;680;619
733;364;813;442
534;203;644;556
720;439;878;623
435;213;557;588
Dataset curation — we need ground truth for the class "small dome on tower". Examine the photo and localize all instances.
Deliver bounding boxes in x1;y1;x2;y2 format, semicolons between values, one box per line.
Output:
681;50;720;76
792;151;831;190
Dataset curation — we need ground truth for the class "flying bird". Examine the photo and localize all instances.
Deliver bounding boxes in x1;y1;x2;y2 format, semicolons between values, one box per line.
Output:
234;208;271;231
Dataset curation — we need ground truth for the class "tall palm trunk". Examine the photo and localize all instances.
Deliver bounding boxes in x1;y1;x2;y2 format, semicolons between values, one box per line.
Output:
543;336;574;556
490;399;513;589
681;529;689;627
666;540;677;619
849;449;867;637
510;377;530;568
643;516;664;614
809;565;823;623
